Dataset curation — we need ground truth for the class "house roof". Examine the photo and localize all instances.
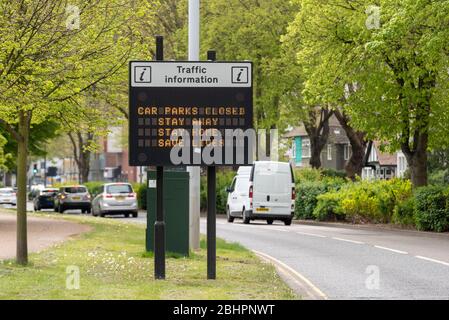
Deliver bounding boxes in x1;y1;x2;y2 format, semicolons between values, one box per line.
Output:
283;115;350;144
368;141;398;166
283;125;307;138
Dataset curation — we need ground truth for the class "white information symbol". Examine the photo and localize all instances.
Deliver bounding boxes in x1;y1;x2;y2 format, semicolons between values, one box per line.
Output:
134;66;152;83
232;67;249;84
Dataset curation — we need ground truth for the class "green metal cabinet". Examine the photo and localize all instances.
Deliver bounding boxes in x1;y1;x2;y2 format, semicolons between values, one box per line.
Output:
146;170;190;256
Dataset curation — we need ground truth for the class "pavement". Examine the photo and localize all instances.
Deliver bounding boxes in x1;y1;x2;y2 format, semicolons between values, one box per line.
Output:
0;209;91;261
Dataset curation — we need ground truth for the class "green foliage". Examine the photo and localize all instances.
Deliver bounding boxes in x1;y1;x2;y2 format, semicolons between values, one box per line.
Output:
314;179;412;223
414;186;449;232
321;169;347;179
392;197;416;226
294;168;322;183
284;0;449;187
200;170;236;214
83;182;104;196
428;169;449;186
136;183;147;211
295;178;345;219
201;0;296;131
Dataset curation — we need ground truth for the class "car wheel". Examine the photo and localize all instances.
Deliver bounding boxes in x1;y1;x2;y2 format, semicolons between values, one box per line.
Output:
243;210;250;224
86;207;91;214
226;208;234;223
58;205;64;214
124;213;130;218
99;211;105;218
284;218;292;226
267;219;273;225
132;212;138;218
81;209;86;214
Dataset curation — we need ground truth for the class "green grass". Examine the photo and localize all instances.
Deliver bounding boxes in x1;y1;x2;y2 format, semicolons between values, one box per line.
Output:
0;212;296;300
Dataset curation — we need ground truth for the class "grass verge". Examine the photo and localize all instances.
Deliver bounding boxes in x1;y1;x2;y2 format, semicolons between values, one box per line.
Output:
0;212;296;300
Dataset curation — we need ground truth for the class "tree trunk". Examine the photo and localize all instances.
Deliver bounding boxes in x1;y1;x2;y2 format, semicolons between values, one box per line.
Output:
401;132;428;188
304;108;332;169
334;109;367;180
16;111;29;265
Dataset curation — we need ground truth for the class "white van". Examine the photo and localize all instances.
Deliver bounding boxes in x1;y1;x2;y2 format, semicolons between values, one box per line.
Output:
226;161;295;225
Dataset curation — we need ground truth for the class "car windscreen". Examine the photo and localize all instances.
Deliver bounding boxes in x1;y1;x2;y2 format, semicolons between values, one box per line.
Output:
64;187;87;194
0;189;14;195
106;184;132;194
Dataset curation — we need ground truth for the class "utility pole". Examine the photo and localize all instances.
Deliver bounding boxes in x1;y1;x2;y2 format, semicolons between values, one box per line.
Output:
188;0;201;250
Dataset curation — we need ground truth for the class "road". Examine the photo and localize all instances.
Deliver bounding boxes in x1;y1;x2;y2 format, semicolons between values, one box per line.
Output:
201;218;449;300
14;203;449;299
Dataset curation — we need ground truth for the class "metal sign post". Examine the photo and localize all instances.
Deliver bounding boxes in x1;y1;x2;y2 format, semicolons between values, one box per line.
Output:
154;36;165;280
207;50;217;280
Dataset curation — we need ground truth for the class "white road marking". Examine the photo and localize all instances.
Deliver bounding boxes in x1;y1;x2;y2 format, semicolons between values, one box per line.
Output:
374;245;408;255
253;250;327;300
332;237;365;245
296;232;327;238
415;256;449;267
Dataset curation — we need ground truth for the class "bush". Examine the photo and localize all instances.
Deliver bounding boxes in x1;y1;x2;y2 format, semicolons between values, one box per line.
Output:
321;168;347;179
392;197;416;226
84;181;104;196
135;183;147;210
294;168;322;183
295;177;345;219
414;186;449;232
200;170;235;214
313;179;412;223
428;169;449;186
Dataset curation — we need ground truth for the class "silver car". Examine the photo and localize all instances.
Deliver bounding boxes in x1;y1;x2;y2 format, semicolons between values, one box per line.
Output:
0;188;17;206
91;183;138;218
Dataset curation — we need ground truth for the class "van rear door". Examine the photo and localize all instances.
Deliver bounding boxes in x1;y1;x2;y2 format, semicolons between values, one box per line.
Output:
252;162;292;215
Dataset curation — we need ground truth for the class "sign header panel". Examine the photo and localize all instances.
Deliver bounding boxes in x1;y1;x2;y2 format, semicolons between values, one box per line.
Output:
130;61;252;88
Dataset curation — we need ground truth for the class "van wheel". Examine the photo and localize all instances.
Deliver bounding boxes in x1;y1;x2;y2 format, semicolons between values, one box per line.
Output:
243;210;250;224
267;219;273;225
226;208;234;223
284;218;292;226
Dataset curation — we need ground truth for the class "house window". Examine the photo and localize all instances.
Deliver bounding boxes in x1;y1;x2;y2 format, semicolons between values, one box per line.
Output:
344;144;351;161
291;140;296;159
302;138;311;158
327;144;332;161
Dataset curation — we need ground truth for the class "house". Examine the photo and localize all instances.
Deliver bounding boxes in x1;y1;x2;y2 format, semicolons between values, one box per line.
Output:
283;115;352;171
362;141;408;180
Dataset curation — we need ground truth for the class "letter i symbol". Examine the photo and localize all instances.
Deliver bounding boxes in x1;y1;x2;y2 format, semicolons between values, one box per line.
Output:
140;68;147;81
237;69;244;82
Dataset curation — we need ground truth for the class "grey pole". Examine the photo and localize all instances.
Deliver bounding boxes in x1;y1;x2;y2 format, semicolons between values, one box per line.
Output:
154;35;166;280
188;0;201;251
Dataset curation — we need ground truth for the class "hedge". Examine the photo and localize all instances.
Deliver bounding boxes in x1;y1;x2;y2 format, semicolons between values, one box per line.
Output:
413;186;449;232
314;179;412;223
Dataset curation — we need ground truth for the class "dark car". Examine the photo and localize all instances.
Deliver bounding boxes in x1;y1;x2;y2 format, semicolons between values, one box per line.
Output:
33;188;59;211
54;186;91;213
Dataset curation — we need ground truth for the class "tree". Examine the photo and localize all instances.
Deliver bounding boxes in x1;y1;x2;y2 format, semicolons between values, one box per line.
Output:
285;0;449;187
200;0;296;133
0;0;152;265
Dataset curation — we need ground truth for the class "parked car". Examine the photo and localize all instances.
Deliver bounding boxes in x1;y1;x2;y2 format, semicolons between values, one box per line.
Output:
54;185;91;214
91;183;138;218
226;161;295;225
33;188;59;211
0;188;17;206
